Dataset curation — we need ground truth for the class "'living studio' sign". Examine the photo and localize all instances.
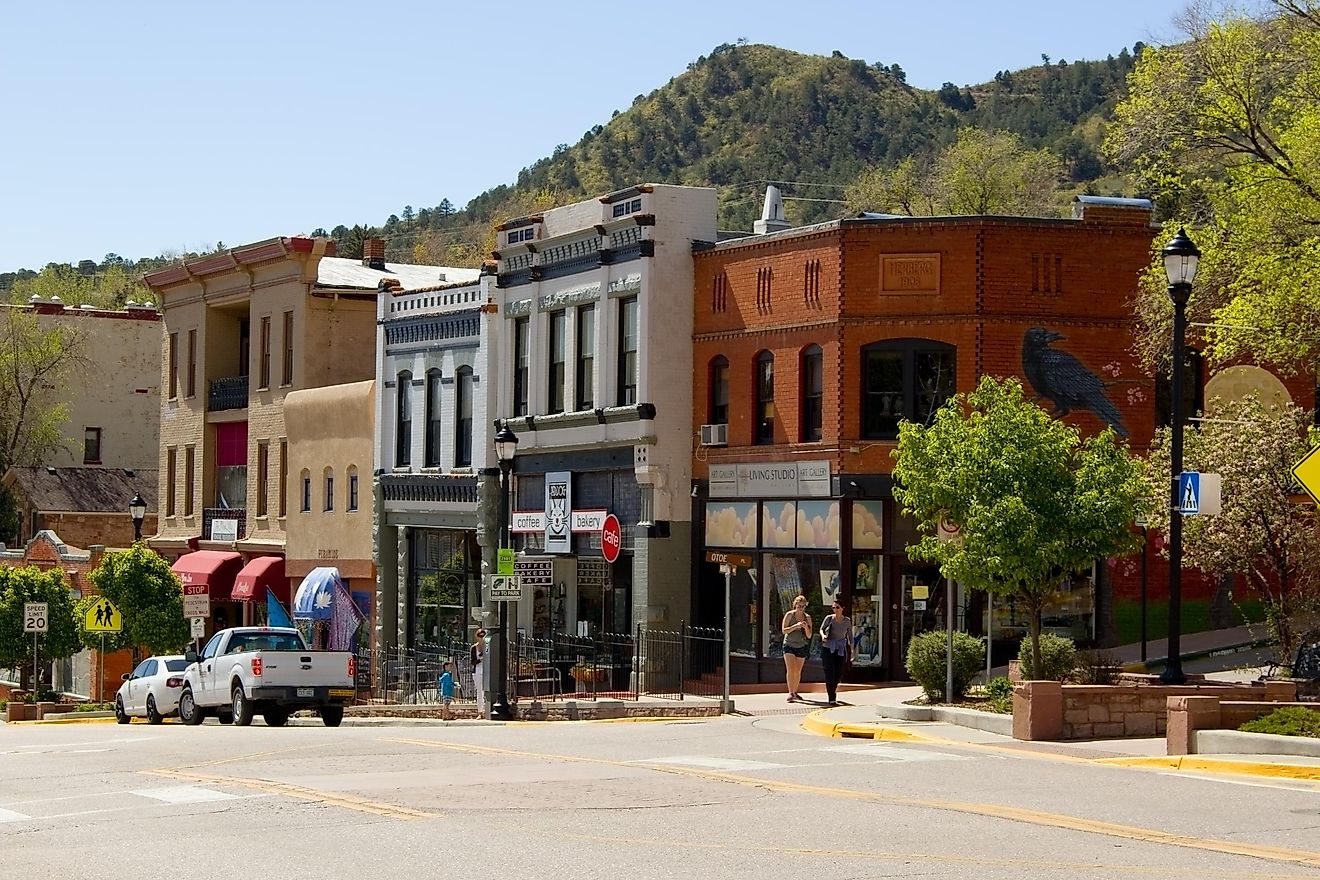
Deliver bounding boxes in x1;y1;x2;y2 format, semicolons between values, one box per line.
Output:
709;460;831;498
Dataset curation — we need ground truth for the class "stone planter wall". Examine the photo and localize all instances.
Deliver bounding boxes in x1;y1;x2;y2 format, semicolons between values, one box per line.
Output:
1166;695;1318;754
1013;679;1298;741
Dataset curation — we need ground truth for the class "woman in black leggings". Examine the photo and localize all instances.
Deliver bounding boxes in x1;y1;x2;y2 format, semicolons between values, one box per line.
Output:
819;600;853;705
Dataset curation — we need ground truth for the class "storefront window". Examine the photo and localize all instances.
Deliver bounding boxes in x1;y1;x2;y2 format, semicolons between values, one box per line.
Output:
729;568;758;657
763;553;838;658
988;566;1096;644
851;555;884;666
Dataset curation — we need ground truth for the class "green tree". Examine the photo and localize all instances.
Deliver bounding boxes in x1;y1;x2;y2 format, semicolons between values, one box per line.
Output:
1142;396;1320;663
0;308;86;475
0;566;83;690
87;544;189;659
1106;2;1320;372
892;376;1144;675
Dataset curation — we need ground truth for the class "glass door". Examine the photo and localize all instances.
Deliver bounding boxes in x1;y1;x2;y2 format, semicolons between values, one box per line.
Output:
896;562;943;678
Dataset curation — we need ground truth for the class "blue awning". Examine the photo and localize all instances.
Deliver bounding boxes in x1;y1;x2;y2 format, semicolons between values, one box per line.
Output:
292;567;343;620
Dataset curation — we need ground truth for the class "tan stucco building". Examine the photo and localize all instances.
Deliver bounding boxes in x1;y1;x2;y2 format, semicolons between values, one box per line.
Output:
142;236;474;634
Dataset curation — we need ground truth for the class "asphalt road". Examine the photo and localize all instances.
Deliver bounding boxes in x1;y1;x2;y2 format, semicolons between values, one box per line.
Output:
3;714;1319;879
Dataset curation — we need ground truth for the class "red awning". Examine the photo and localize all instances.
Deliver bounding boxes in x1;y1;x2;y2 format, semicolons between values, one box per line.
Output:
231;556;288;604
171;550;243;600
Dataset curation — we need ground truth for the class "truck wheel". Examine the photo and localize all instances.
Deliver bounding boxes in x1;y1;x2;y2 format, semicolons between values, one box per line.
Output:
179;687;205;726
264;709;289;727
231;685;254;726
320;705;344;727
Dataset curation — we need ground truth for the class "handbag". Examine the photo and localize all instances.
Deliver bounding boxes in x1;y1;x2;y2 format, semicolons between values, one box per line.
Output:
818;614;833;657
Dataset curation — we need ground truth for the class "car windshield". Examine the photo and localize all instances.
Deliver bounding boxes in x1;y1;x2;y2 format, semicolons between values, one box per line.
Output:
164;659;190;672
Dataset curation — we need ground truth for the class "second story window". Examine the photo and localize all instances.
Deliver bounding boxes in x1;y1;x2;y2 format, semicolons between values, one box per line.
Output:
282;310;294;385
617;296;638;406
801;345;823;442
83;427;102;464
396;371;412;467
168;332;179;399
186;329;197;398
512;317;529;416
548;310;566;414
256;442;269;517
755;351;775;444
576;305;594;411
348;465;359;512
166;447;177;517
259;316;271;389
861;340;957;440
455;366;473;466
324;467;334;512
300;469;311;512
425;368;443;467
708;356;729;425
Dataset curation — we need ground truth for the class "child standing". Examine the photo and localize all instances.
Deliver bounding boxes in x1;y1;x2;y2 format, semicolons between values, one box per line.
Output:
438;661;456;721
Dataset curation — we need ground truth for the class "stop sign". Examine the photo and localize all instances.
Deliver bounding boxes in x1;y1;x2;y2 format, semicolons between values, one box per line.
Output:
601;513;622;563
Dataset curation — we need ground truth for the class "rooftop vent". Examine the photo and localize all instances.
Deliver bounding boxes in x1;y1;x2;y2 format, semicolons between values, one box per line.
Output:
754;185;792;235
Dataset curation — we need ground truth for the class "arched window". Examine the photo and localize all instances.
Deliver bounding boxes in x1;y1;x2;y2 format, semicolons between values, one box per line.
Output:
708;356;729;425
299;469;312;513
323;467;334;512
347;465;359;512
755;351;774;445
861;339;956;439
800;345;823;442
455;366;473;466
396;371;412;467
425;368;443;467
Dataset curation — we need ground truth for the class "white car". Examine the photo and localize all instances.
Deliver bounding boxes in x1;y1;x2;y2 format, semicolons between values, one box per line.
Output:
115;655;190;724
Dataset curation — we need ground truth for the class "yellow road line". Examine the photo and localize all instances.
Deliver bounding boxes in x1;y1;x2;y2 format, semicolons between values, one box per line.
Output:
385;736;1320;868
148;767;438;820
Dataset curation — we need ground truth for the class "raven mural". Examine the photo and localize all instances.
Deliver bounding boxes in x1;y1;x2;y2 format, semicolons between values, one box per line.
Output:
1021;327;1128;437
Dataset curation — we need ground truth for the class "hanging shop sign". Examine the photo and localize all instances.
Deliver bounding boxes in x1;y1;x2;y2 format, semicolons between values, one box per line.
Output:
545;471;572;554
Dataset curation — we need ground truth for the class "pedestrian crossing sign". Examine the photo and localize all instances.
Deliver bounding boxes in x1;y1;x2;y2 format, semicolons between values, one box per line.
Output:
1177;471;1221;516
85;598;122;633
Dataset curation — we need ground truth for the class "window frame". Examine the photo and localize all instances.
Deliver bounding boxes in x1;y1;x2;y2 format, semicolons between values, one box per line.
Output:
256;441;269;517
575;304;595;411
860;339;957;440
165;447;177;517
168;332;178;399
278;439;287;518
83;427;102;464
183;446;195;516
512;316;529;417
455;366;473;467
754;351;775;445
348;466;359;512
547;310;566;414
300;470;312;513
617;295;639;406
281;310;294;386
424;368;443;467
323;467;334;512
396;371;413;467
708;356;729;425
800;345;823;442
258;315;271;389
186;329;196;398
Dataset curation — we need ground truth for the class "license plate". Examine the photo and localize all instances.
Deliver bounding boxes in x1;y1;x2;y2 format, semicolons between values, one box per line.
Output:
296;687;314;697
329;688;354;698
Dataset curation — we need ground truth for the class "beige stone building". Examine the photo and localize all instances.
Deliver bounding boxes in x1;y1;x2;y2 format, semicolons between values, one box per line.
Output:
142;236;474;634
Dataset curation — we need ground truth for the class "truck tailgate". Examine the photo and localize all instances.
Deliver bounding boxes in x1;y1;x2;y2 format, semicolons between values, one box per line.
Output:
253;651;354;689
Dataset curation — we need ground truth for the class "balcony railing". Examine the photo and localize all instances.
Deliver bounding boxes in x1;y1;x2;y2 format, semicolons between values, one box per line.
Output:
208;375;249;411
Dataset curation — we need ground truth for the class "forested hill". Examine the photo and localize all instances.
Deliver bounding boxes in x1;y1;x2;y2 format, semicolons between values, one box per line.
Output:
2;41;1143;292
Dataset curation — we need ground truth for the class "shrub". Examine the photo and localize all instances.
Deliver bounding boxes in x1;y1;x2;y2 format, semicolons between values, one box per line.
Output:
1239;706;1320;738
1073;649;1121;684
981;675;1015;714
905;630;985;703
1017;633;1078;681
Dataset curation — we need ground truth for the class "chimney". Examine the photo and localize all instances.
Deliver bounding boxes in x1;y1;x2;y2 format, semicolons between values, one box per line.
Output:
754;185;792;235
363;237;386;270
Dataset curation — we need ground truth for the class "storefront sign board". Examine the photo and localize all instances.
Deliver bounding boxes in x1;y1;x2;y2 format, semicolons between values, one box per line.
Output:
544;471;572;554
709;460;832;498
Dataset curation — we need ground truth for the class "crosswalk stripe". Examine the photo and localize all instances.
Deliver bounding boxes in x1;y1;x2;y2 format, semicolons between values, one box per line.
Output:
0;808;31;822
131;786;238;804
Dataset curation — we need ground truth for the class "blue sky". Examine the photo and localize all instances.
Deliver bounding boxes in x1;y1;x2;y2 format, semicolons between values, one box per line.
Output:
0;0;1199;272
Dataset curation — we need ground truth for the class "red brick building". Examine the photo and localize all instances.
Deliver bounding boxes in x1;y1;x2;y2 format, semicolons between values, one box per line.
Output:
691;196;1176;683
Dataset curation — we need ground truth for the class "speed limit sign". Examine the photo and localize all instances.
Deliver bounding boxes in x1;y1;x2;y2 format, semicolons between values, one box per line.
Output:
24;603;48;633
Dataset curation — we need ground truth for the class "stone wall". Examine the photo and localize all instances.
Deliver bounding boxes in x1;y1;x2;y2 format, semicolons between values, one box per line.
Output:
1013;679;1298;741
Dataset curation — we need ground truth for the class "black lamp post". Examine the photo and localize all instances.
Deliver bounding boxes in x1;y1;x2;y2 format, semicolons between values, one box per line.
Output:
1161;227;1200;686
129;492;146;543
491;423;519;720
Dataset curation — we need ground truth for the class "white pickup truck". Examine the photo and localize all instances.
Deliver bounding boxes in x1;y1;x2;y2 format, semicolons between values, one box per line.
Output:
178;626;356;728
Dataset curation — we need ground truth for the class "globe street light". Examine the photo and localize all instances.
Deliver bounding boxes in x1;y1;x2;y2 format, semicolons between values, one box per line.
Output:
491;423;519;720
129;492;147;543
1161;227;1200;686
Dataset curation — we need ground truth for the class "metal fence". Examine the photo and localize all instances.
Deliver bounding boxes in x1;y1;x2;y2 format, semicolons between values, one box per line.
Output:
354;624;724;704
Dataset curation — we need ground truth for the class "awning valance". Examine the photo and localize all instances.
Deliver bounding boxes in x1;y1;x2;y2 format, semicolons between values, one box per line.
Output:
171;550;243;600
231;556;288;603
293;567;343;620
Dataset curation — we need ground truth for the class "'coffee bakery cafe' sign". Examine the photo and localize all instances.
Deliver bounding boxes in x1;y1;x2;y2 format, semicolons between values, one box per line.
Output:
708;460;831;499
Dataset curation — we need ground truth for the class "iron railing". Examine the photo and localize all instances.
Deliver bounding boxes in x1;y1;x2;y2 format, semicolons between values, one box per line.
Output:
208;375;249;411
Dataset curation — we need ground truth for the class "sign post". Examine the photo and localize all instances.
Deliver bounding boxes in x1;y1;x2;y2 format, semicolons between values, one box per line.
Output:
705;551;751;713
24;602;47;693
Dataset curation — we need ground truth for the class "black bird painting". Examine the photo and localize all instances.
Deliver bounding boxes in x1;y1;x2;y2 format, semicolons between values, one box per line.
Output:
1021;327;1128;437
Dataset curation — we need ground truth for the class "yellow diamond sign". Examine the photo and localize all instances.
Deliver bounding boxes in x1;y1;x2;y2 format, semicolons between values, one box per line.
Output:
85;598;122;633
1293;446;1320;505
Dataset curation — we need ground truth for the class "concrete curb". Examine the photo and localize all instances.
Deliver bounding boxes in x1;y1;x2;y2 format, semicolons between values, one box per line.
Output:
1098;755;1320;781
871;703;1014;737
1196;729;1320;758
800;709;937;742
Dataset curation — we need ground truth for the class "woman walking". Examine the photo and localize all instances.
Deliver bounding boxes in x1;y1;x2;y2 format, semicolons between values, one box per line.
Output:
819;601;853;705
781;594;812;702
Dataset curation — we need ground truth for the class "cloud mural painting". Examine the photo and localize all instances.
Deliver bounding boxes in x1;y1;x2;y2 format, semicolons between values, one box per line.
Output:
705;501;757;548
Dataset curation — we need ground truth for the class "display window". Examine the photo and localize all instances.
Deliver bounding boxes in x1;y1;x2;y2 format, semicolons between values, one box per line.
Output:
763;553;838;658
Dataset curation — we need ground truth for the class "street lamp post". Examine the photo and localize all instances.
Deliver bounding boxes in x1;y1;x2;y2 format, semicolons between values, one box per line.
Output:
491;424;519;720
129;493;146;543
1161;227;1200;686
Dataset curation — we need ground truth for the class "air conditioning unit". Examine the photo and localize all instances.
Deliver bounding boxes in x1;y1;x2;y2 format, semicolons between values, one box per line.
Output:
700;423;728;446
